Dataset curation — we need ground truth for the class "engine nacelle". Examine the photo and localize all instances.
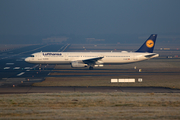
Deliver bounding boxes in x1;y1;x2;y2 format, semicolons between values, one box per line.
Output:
71;61;88;68
95;61;104;67
94;64;104;67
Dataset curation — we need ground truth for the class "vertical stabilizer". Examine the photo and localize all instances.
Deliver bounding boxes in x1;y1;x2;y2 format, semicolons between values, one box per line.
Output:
136;34;157;53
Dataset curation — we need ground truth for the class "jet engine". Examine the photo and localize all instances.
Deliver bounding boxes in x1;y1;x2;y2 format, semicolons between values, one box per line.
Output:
71;61;88;68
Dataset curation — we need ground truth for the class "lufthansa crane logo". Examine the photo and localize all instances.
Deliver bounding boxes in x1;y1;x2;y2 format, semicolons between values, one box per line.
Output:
146;40;154;48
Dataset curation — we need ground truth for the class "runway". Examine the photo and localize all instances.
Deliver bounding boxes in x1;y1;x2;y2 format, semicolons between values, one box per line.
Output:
0;86;180;94
0;44;68;79
0;44;180;93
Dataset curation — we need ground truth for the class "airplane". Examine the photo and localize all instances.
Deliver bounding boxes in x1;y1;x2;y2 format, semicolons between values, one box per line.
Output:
25;34;159;70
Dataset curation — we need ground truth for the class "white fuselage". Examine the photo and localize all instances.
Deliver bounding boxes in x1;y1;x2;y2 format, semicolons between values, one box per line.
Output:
25;51;159;65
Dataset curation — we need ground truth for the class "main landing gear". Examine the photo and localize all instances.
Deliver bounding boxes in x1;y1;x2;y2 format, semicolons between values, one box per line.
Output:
39;64;41;70
89;66;94;70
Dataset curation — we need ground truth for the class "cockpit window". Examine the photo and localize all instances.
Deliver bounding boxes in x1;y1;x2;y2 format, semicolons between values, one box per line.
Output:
31;55;34;57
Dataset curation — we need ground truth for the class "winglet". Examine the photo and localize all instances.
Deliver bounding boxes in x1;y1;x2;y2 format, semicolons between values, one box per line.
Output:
136;34;157;53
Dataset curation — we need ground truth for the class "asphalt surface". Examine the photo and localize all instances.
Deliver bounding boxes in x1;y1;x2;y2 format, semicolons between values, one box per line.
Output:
0;44;68;79
0;44;180;94
0;86;180;94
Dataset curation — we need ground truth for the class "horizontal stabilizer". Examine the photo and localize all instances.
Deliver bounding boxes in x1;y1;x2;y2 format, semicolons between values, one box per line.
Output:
145;53;158;58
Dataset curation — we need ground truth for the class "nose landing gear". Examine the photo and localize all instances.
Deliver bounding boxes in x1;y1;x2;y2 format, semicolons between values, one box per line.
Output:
89;66;93;70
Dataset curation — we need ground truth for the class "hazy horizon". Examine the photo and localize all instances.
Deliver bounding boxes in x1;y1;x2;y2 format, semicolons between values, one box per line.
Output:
1;0;180;44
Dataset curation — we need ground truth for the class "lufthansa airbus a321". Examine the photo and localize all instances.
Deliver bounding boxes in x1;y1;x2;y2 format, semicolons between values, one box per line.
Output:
25;34;159;70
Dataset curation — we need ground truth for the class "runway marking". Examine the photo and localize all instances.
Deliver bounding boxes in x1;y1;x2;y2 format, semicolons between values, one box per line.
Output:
31;65;39;69
6;63;14;65
16;59;23;61
57;46;64;52
0;44;49;60
57;45;66;52
57;44;70;52
61;44;70;52
14;67;20;70
17;72;25;76
4;67;10;69
24;67;31;70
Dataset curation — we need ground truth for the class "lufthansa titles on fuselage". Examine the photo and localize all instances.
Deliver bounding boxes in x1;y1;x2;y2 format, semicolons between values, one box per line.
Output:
43;53;62;56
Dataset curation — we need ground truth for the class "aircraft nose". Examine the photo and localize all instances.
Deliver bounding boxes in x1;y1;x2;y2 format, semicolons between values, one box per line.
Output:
25;57;29;62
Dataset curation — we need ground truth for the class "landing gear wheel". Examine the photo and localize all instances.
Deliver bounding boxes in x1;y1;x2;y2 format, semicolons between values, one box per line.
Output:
89;66;94;70
39;64;41;70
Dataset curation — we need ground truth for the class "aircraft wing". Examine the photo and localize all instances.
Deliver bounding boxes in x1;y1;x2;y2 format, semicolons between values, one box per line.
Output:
82;57;104;64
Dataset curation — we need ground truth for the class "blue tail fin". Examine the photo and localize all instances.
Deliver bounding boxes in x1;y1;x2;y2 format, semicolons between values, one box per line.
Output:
136;34;157;53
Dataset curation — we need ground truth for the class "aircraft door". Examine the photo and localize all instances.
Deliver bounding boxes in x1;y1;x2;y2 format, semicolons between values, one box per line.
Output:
37;54;42;61
64;53;69;61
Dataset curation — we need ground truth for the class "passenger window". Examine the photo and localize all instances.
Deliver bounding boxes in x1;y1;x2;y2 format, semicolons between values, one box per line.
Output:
31;55;34;57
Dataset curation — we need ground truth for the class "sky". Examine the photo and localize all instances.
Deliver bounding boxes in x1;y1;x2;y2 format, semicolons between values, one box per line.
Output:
0;0;180;36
